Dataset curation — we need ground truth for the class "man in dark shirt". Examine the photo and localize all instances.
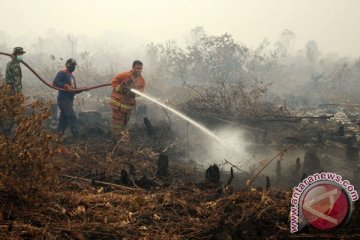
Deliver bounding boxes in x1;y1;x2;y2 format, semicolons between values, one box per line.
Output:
53;58;87;138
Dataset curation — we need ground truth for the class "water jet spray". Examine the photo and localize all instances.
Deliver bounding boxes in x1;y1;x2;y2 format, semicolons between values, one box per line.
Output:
131;89;222;143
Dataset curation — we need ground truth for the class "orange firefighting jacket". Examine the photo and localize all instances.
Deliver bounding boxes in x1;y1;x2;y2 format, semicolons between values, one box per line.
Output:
110;70;145;110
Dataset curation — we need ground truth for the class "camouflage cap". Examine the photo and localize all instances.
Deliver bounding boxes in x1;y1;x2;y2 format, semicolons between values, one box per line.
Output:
65;58;77;66
13;47;26;55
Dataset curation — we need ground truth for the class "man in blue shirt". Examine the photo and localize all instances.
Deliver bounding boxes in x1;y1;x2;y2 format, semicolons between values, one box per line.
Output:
53;58;87;138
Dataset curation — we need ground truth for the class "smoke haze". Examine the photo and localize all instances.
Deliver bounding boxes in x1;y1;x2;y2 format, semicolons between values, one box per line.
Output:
1;0;360;57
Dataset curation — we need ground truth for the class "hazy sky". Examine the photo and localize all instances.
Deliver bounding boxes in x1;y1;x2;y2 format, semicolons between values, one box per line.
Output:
1;0;360;57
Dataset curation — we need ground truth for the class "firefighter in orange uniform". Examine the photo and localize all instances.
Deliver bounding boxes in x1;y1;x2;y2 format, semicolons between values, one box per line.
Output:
110;60;145;139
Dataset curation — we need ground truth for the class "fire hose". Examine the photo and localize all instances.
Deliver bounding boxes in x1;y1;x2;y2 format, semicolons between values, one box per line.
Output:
0;52;111;92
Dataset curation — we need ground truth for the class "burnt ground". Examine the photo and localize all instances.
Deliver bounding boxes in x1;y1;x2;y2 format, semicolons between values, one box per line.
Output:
1;102;360;239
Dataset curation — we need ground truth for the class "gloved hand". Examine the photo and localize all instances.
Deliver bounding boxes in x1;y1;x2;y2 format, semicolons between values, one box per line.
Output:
115;82;131;93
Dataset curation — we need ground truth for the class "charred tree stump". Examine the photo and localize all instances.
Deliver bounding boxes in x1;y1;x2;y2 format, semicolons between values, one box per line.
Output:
338;124;345;137
205;164;220;184
290;157;301;185
156;154;169;178
266;176;271;190
120;169;129;184
144;117;155;136
226;167;234;186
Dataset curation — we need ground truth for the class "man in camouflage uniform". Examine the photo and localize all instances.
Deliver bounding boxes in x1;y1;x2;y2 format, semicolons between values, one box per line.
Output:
5;47;26;94
1;47;26;135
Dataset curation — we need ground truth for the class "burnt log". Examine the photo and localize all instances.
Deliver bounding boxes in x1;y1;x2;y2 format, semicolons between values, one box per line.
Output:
240;114;334;123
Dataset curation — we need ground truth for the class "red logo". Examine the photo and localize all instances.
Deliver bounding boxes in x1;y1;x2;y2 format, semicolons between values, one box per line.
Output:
301;183;350;230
